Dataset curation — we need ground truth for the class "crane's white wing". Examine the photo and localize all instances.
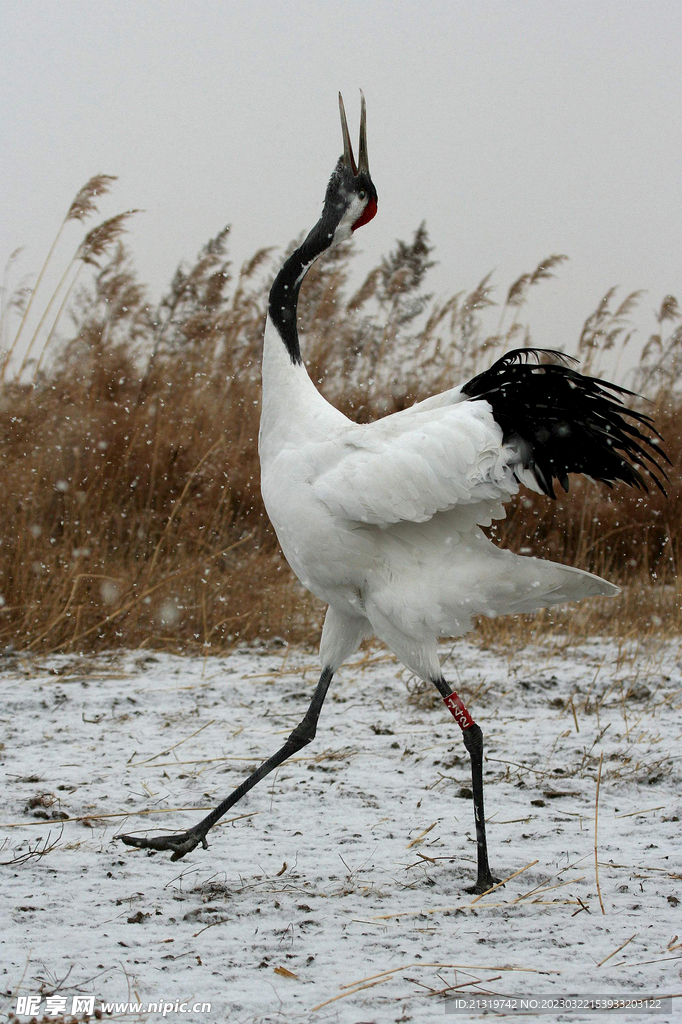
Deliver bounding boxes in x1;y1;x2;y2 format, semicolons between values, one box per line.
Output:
313;400;531;525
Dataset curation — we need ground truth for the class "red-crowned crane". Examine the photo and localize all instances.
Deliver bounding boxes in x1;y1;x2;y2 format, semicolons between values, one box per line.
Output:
121;95;666;893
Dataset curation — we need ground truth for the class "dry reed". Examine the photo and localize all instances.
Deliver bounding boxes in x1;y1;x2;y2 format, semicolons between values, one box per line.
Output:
0;180;680;654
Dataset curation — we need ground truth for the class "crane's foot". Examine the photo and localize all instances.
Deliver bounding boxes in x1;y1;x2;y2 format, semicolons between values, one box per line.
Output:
465;870;502;896
117;827;209;861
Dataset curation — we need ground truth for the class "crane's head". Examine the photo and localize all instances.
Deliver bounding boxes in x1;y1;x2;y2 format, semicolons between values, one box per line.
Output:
268;93;378;361
321;92;378;244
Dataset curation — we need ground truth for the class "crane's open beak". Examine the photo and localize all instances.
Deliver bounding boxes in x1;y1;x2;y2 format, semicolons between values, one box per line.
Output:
339;92;369;176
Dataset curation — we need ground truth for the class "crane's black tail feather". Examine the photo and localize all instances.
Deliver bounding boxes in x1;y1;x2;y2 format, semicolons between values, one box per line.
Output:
461;348;669;498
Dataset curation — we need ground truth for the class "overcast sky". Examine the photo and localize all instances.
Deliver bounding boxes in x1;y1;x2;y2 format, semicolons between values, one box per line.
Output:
1;0;680;372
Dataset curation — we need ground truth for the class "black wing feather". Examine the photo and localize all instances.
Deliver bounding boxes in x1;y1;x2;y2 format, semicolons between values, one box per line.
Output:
461;348;669;498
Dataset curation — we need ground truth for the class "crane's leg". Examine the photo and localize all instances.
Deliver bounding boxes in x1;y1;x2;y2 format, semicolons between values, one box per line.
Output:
118;667;335;861
432;677;499;895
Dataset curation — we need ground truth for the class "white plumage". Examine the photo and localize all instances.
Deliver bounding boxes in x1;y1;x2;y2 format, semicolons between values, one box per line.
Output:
259;316;616;684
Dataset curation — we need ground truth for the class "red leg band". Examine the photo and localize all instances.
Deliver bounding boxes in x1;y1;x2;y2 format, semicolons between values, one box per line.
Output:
443;690;475;731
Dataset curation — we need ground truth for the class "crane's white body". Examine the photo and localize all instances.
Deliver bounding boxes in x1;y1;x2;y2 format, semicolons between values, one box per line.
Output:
259;317;617;682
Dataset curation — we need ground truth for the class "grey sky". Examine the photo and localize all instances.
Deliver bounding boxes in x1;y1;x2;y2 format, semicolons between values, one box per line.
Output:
1;0;680;370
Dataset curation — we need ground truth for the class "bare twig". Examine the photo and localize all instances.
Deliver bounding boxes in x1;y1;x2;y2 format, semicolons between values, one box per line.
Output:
595;750;605;915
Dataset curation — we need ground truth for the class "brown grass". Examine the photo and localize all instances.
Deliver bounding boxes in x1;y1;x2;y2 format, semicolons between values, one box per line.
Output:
0;182;680;653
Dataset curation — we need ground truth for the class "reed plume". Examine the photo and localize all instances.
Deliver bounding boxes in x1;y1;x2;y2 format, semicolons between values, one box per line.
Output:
2;175;119;381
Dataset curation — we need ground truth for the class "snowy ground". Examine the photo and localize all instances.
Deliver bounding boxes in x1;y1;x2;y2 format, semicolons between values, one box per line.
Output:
1;637;681;1023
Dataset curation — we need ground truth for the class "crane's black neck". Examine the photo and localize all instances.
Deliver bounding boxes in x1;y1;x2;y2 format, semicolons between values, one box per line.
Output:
269;158;361;365
268;216;338;365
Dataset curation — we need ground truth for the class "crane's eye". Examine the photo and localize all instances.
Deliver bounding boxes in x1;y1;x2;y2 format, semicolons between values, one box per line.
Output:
358;190;366;200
